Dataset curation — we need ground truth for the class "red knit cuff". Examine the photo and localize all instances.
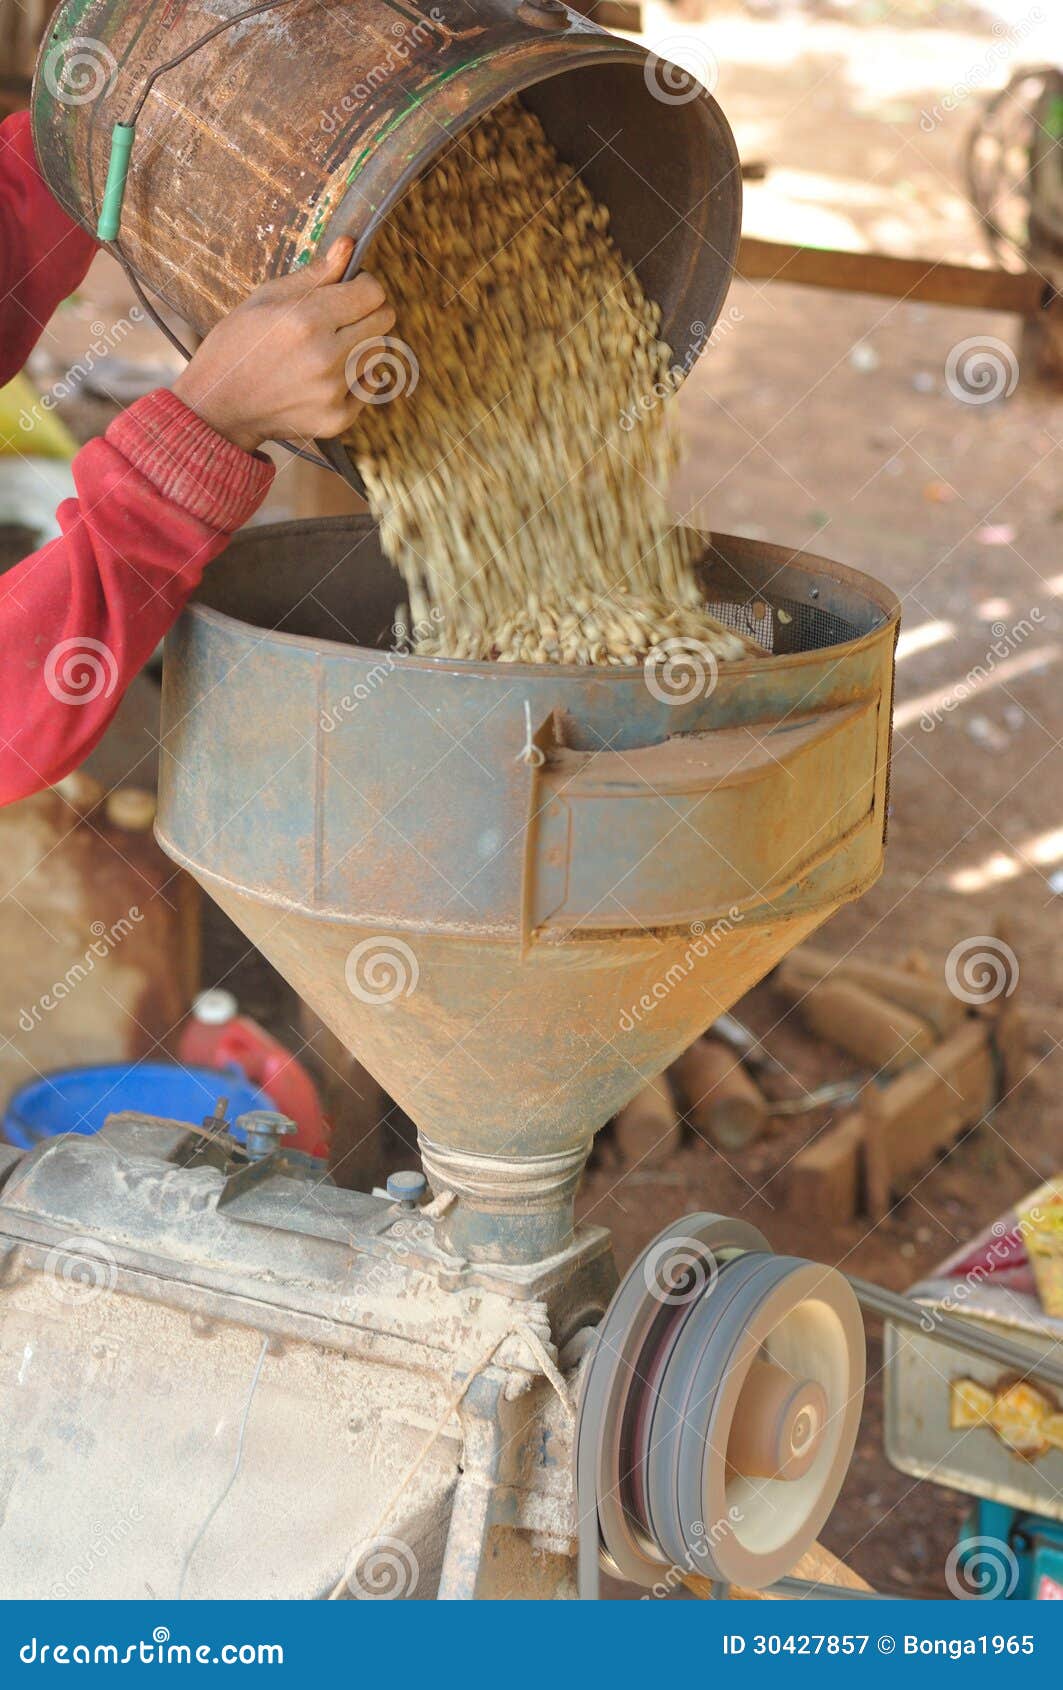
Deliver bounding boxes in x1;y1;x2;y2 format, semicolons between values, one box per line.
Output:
106;389;275;532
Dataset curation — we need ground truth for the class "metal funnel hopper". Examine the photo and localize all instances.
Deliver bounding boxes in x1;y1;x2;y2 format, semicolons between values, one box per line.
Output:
157;518;897;1262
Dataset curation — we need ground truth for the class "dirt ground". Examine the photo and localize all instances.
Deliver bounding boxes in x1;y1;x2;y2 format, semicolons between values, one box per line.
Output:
576;0;1063;1597
15;0;1062;1602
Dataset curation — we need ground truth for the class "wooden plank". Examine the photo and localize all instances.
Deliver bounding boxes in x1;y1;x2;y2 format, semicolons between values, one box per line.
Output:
863;1020;996;1217
789;1112;865;1223
737;236;1050;317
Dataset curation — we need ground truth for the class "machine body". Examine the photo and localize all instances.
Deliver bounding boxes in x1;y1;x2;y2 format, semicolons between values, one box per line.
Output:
0;1116;613;1599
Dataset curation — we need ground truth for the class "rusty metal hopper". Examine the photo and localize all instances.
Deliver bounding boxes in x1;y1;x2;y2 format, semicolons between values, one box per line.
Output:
157;518;897;1261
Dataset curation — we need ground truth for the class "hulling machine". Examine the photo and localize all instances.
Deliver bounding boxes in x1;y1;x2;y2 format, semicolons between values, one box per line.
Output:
0;516;898;1599
8;0;1057;1604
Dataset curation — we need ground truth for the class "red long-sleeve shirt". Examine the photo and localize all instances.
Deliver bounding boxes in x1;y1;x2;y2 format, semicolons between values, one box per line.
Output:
0;111;275;806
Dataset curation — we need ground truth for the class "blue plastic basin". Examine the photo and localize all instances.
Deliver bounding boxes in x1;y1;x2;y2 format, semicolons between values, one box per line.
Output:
2;1062;267;1150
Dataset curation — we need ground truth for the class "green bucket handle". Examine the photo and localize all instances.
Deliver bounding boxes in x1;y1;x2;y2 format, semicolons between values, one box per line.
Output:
97;124;136;243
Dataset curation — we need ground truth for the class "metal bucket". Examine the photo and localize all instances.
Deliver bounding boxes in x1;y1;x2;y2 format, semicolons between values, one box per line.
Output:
32;0;742;486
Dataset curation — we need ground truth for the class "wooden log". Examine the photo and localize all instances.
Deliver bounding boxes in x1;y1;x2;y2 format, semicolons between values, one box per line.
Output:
670;1038;769;1151
789;1112;866;1223
777;946;964;1039
785;976;936;1074
863;1020;996;1218
614;1076;681;1167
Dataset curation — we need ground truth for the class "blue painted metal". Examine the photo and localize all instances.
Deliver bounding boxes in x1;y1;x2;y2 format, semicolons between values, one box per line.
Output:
387;1170;429;1207
958;1499;1063;1599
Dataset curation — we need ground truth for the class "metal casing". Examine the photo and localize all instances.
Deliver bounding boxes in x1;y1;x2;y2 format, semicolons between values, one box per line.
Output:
155;518;897;1184
885;1222;1063;1522
0;1118;611;1598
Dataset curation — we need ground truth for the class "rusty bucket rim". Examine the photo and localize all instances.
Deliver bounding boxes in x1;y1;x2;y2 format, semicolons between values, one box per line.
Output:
184;515;901;680
315;33;743;490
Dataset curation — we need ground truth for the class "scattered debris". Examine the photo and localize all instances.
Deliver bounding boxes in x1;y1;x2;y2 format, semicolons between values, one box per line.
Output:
784;930;1028;1221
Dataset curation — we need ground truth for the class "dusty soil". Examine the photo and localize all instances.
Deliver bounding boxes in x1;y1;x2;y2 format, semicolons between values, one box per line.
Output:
23;0;1062;1601
576;0;1063;1597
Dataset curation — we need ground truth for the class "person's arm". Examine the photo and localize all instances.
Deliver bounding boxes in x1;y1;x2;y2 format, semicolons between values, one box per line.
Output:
0;238;394;805
0;111;97;386
0;391;274;803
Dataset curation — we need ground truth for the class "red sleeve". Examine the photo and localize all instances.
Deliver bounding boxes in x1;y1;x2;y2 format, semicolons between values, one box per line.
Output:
0;389;275;806
0;110;98;386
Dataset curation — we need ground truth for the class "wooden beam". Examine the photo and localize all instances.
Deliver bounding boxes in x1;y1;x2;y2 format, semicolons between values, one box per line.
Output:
737;236;1054;318
789;1111;865;1223
863;1019;996;1218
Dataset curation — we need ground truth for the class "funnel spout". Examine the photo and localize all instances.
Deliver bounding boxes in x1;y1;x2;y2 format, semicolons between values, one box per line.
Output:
419;1137;591;1264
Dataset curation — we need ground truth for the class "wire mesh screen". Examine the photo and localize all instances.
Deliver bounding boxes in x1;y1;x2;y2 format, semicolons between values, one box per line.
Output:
703;592;864;656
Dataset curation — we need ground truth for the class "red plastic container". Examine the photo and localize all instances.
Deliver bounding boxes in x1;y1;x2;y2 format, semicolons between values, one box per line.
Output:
179;991;328;1158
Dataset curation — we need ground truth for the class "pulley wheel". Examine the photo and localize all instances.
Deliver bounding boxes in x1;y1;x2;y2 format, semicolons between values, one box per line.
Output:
575;1214;864;1595
575;1212;769;1593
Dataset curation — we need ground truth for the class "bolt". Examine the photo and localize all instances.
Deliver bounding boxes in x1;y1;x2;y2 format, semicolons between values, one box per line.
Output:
386;1170;428;1209
236;1110;296;1162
